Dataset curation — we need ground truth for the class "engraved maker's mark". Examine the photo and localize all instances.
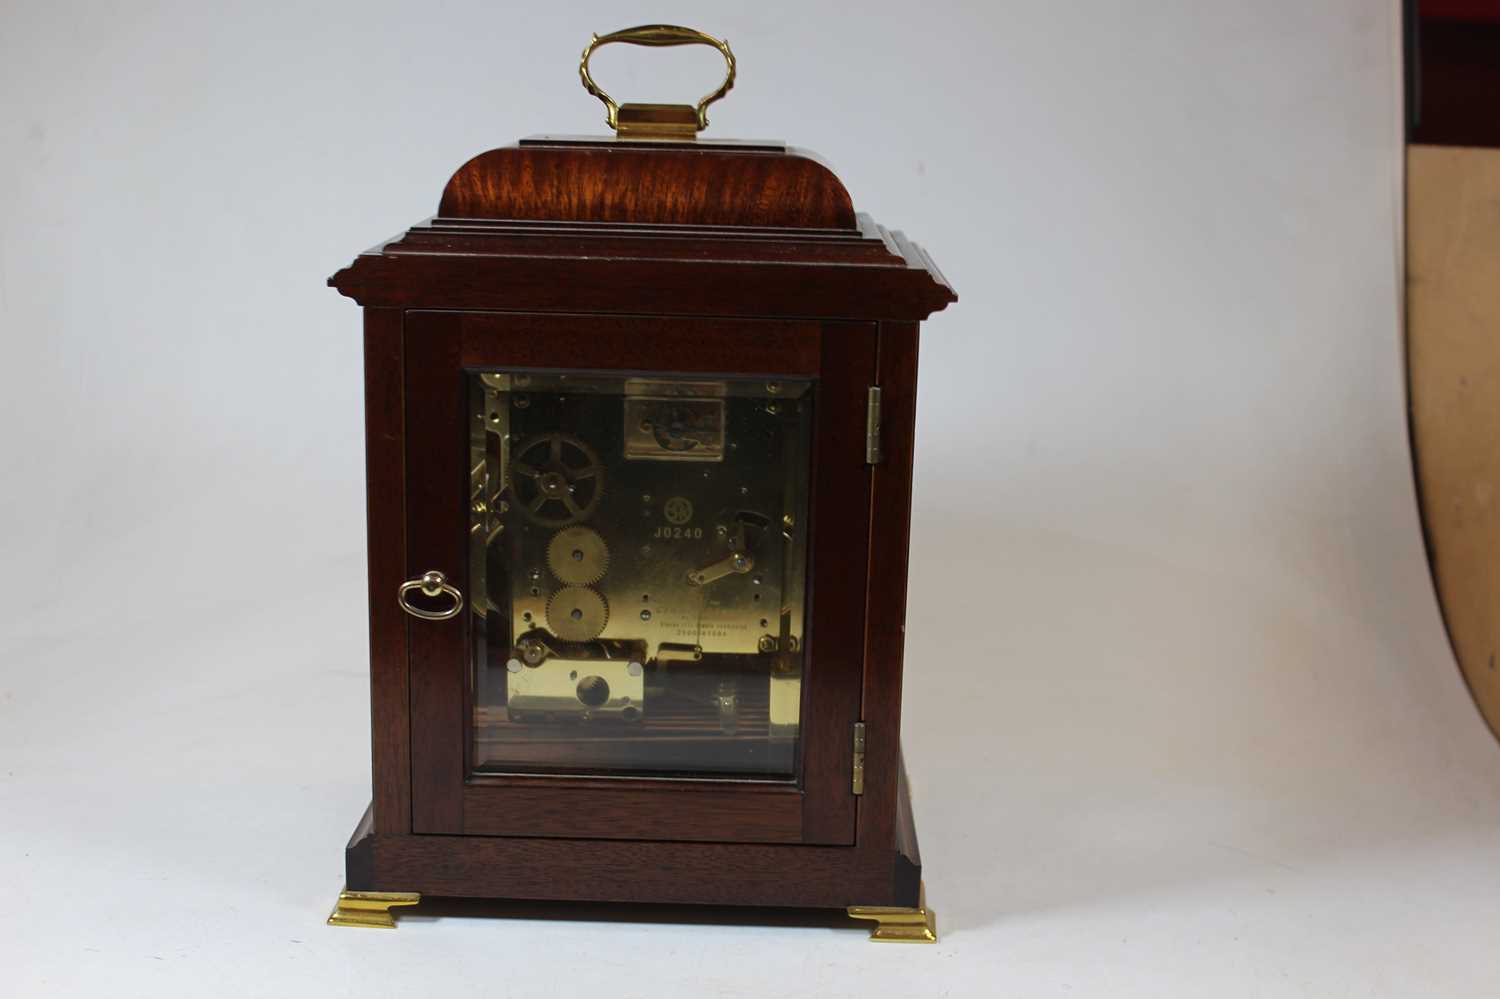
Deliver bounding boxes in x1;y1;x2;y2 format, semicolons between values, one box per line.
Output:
663;496;694;524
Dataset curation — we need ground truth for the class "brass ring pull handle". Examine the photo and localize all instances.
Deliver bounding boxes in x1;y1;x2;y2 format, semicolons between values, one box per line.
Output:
397;570;464;621
579;24;736;139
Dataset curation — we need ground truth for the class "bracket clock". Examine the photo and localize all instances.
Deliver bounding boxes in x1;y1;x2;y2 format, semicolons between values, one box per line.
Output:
326;25;955;941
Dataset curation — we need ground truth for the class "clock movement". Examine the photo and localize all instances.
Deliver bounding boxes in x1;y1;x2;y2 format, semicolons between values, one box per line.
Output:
326;25;955;941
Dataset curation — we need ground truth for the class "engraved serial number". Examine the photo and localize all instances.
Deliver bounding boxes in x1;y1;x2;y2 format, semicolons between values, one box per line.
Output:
652;526;704;540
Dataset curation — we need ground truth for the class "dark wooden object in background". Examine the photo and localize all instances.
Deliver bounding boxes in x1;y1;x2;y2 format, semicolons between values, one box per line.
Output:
1406;2;1500;741
332;135;954;912
1407;1;1500;149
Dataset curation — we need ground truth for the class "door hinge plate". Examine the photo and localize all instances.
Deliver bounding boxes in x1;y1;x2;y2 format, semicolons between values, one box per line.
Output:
865;387;883;464
852;721;867;795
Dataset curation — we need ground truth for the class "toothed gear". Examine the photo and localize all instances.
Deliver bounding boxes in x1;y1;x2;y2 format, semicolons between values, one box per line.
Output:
508;433;605;527
546;586;609;643
547;527;610;586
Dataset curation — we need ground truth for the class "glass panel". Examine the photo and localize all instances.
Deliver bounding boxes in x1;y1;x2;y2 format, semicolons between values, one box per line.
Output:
468;370;813;779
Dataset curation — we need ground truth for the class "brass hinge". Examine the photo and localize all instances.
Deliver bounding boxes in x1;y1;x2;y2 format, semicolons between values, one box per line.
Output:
865;387;883;464
852;721;867;795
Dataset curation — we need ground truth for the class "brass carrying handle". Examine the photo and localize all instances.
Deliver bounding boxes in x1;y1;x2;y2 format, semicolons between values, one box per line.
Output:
579;24;736;133
397;570;464;621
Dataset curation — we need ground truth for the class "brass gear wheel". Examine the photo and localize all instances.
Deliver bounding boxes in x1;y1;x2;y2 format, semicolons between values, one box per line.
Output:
546;527;610;586
508;433;605;527
546;586;609;643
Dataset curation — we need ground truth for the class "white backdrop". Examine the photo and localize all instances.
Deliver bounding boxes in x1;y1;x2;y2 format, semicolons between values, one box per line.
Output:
5;2;1498;996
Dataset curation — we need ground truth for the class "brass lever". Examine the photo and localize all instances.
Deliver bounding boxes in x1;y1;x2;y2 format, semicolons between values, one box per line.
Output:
687;551;754;587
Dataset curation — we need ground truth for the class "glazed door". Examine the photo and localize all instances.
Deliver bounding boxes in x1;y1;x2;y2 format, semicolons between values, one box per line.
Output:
401;311;874;845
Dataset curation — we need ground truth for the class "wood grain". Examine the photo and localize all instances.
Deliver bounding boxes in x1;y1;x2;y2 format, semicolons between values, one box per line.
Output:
855;322;921;858
344;778;923;908
798;323;875;843
892;753;922;906
331;244;954;322
460;784;805;843
455;313;821;376
403;313;467;833
439;141;856;229
362;309;411;833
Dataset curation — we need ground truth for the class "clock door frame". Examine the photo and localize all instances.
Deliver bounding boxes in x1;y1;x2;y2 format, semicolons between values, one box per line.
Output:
398;310;875;846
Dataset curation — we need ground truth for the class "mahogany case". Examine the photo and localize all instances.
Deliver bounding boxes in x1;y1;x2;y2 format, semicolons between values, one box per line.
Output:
329;133;954;916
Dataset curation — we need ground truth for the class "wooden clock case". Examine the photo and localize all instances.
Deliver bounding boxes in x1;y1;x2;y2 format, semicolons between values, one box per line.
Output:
328;133;955;936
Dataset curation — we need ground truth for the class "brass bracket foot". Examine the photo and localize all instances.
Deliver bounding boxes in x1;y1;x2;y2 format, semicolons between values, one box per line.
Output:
847;882;938;943
327;889;422;929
